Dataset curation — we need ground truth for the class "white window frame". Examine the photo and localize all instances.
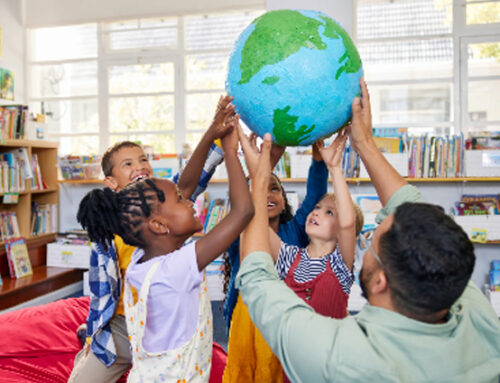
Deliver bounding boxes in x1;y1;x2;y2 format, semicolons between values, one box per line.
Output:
27;9;262;155
354;0;500;134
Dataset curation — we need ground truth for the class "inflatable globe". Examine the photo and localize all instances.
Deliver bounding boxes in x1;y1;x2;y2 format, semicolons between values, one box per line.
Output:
226;9;363;146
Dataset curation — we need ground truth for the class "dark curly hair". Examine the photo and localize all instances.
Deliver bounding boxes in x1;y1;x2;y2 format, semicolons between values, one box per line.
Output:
77;178;165;250
379;202;475;320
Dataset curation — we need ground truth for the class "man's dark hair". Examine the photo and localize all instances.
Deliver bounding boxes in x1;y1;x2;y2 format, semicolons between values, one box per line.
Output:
101;141;143;177
77;178;165;250
379;202;475;319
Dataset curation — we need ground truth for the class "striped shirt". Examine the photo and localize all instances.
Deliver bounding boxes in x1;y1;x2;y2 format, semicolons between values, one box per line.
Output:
276;242;354;294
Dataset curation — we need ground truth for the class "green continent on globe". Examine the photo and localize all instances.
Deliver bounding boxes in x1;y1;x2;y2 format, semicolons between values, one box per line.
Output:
238;10;327;84
319;15;362;79
262;76;280;85
272;106;315;146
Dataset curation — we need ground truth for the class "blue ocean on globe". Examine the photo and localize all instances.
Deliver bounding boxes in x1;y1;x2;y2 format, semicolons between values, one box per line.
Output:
226;9;363;146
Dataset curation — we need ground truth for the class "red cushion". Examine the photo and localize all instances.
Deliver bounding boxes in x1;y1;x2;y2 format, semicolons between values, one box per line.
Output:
0;297;90;383
0;296;227;382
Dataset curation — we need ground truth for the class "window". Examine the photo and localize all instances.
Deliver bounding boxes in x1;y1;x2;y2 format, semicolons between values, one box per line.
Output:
28;10;264;155
355;0;500;134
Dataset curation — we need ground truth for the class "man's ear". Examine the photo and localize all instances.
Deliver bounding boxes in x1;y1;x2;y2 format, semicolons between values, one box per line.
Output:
104;176;119;191
372;269;389;295
148;215;170;235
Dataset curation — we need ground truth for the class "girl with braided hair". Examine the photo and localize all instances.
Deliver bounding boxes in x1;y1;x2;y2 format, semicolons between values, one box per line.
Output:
76;125;253;383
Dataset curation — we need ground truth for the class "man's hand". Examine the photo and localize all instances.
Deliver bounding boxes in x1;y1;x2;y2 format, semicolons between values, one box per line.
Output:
348;78;374;153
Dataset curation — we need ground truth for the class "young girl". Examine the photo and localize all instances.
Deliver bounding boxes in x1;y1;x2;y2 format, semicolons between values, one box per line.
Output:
224;128;363;383
270;129;363;318
222;137;328;383
69;95;236;383
76;125;253;383
222;138;328;330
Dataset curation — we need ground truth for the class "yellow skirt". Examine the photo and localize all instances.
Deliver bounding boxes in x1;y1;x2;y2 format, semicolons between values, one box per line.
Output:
222;294;283;383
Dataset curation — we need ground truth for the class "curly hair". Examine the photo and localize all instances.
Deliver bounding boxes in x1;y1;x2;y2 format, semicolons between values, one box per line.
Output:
77;178;165;250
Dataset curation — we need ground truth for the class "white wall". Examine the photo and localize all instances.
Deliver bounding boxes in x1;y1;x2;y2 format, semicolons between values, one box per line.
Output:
25;0;264;27
0;0;25;103
266;0;353;34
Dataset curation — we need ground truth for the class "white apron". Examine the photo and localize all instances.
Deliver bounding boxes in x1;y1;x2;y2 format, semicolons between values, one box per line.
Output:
124;261;213;383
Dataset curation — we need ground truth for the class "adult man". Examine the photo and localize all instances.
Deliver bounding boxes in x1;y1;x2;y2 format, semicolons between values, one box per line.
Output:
236;78;500;382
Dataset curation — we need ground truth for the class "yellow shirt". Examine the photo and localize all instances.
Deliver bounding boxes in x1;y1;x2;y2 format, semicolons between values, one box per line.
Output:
114;235;137;316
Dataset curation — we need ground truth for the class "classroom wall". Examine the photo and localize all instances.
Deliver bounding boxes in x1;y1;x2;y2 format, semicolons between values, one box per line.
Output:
24;0;265;27
0;0;25;103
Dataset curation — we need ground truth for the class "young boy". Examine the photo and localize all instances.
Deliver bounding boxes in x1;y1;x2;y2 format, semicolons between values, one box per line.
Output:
68;95;237;383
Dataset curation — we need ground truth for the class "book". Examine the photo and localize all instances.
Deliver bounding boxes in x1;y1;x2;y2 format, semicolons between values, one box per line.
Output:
454;201;490;216
461;194;500;215
5;237;33;278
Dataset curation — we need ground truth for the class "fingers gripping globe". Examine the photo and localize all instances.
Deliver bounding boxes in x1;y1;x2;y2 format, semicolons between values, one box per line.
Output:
226;9;363;146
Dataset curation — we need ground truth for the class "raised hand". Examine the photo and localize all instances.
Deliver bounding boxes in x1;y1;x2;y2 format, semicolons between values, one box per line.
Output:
239;128;273;180
348;78;373;153
317;128;348;170
208;94;236;141
221;115;240;154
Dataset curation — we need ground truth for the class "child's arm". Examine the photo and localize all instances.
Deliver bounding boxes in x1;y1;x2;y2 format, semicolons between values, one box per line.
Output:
240;131;273;258
195;118;254;271
176;95;235;200
318;130;356;271
287;143;328;236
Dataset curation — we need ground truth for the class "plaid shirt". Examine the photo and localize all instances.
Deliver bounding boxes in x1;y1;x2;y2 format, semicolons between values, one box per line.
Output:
87;142;224;366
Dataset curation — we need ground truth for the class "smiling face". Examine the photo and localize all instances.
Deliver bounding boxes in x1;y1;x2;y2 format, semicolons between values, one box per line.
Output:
267;174;286;220
305;195;339;241
155;179;203;236
105;146;153;191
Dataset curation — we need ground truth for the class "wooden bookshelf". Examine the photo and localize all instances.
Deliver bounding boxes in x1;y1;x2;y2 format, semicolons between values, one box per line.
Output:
0;139;59;243
0;140;69;310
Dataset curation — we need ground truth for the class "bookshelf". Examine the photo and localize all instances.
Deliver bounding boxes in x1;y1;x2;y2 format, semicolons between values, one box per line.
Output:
0;139;66;310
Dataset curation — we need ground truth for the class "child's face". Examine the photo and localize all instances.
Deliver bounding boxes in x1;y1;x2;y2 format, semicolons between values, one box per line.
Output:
155;179;203;235
105;146;153;191
305;196;339;241
267;174;285;220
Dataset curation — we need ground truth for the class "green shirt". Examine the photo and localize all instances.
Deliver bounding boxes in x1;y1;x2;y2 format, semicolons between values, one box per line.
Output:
236;185;500;382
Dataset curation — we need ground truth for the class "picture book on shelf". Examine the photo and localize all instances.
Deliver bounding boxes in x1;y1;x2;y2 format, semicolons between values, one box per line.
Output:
5;237;32;278
461;194;500;215
454;201;490;216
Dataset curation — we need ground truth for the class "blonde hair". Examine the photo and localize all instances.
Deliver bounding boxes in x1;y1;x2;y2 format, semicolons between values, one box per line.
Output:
321;193;364;236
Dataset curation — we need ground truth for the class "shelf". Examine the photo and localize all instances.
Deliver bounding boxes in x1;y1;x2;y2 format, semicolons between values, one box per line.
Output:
59;179;103;184
31;187;58;194
0;266;83;310
0;139;58;149
60;177;500;185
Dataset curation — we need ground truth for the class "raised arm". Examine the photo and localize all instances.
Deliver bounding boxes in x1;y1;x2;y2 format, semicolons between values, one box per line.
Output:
239;131;273;259
318;130;356;271
349;79;407;205
176;95;235;200
195;118;254;270
292;143;328;227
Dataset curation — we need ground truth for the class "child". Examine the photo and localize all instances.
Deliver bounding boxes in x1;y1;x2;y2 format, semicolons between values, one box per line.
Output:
222;137;328;383
223;128;363;383
76;124;253;382
222;138;328;330
68;95;237;383
269;129;363;320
